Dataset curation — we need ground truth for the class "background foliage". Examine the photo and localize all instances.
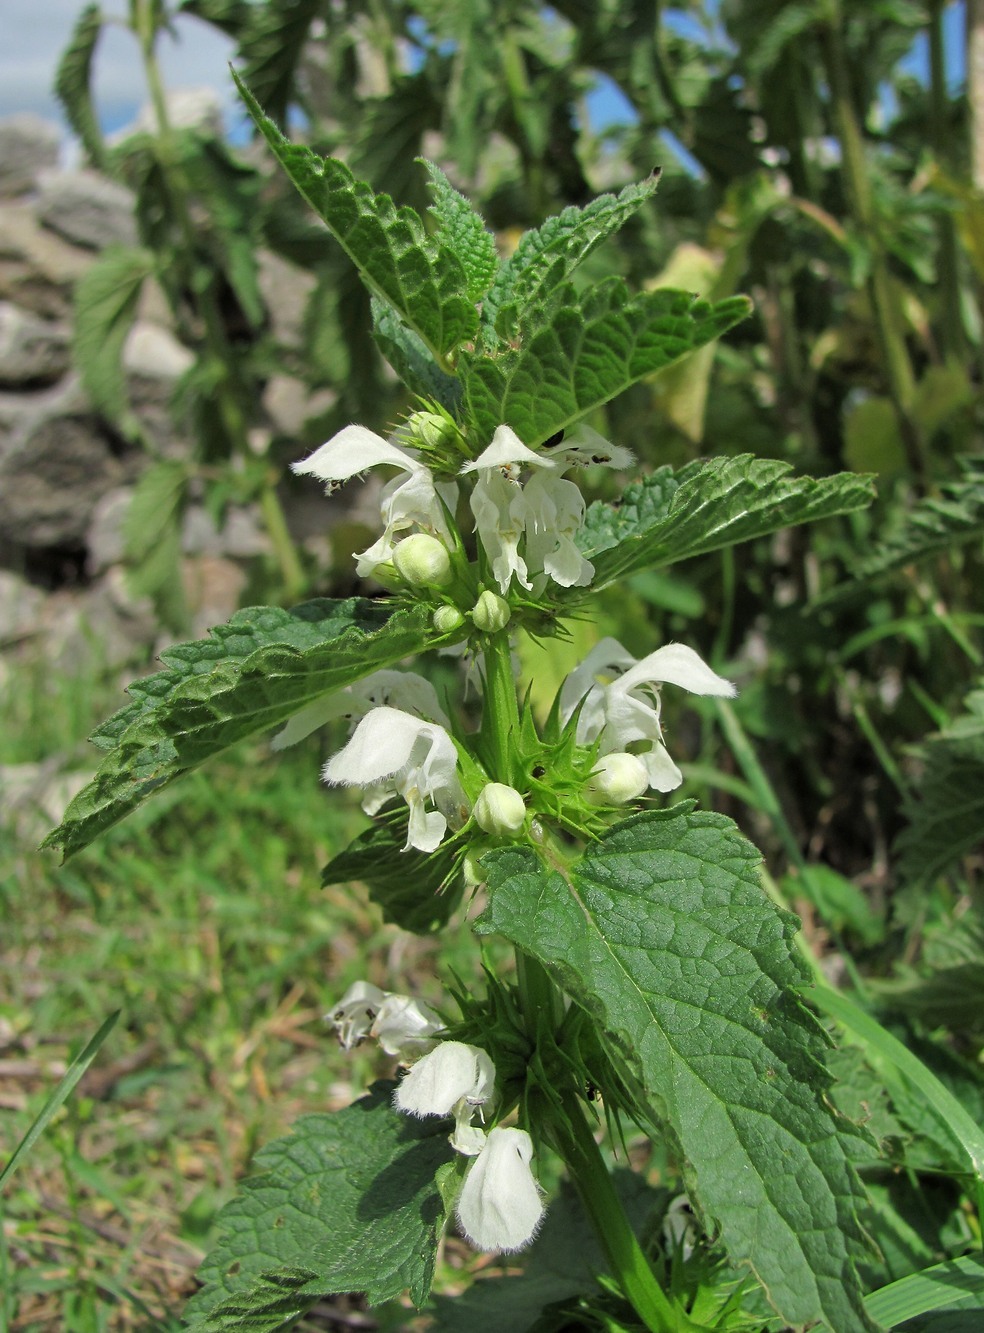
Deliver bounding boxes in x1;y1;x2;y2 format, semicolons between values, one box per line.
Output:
2;0;983;1327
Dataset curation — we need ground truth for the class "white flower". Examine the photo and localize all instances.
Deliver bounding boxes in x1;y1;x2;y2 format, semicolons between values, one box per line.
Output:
456;1126;544;1252
270;669;448;751
461;424;633;594
329;981;387;1050
371;994;444;1059
561;637;736;793
395;1041;495;1119
324;706;466;853
584;752;650;805
473;782;526;836
293;424;456;579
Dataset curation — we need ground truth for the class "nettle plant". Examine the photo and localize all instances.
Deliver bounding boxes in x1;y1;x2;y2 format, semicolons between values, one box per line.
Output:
47;77;894;1332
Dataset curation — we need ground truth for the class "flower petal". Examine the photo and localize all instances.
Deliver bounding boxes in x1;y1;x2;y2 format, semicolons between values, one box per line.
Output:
394;1042;496;1118
456;1127;544;1252
460;424;556;473
618;643;736;697
292;424;418;484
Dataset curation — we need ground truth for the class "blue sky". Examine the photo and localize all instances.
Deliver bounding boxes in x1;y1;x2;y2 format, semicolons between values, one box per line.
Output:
0;0;968;147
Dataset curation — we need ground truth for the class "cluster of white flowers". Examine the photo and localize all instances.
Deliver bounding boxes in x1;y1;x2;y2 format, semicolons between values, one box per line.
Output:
331;984;544;1253
560;637;736;796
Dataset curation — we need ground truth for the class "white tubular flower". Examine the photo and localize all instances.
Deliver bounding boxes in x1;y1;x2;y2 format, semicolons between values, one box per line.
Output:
561;637;736;793
461;424;632;595
456;1127;544;1253
271;669;447;751
394;1041;496;1119
293;424;456;579
324;706;465;853
330;981;387;1050
371;994;444;1059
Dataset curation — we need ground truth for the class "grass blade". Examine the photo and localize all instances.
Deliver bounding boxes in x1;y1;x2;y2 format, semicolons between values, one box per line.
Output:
864;1255;984;1326
0;1010;120;1190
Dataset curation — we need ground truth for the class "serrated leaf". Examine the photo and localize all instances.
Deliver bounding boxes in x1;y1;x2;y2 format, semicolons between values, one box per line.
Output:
461;281;750;446
72;246;155;433
894;684;984;887
236;0;322;127
577;455;875;589
422;161;498;304
322;809;463;934
476;807;875;1331
121;460;188;564
43;599;442;859
234;73;476;358
481;174;662;342
183;1084;453;1323
54;2;107;168
853;456;984;583
371;298;463;412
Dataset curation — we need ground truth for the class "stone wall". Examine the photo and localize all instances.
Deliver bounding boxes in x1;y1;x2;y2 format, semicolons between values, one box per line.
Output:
0;109;350;682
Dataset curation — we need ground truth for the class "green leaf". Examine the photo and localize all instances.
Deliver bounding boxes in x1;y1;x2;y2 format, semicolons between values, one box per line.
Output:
422;161;498;304
371;298;463;413
853;456;984;583
236;0;322;127
54;2;107;169
72;246;155;435
234;73;476;358
0;1012;119;1191
894;684;984;888
322;809;463;934
460;281;751;446
183;1084;453;1323
477;807;875;1332
864;1256;984;1329
577;455;876;589
43;599;442;859
481;174;662;343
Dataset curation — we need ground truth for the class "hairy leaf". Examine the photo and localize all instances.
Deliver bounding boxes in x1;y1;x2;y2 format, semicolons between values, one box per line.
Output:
72;246;155;435
236;0;322;127
183;1084;453;1323
235;74;476;358
894;684;984;887
43;600;443;859
322;810;463;934
54;2;106;168
853;456;984;582
461;281;750;446
577;455;875;589
481;174;662;342
423;161;498;303
371;299;463;412
477;807;875;1331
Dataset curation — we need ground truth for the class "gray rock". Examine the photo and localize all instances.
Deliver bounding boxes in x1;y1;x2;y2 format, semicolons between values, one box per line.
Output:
181;503;270;559
121;322;196;456
263;373;337;438
0;204;93;319
0;302;70;387
37;169;138;250
41;566;158;674
0;115;61;197
256;250;316;347
115;88;224;142
0;375;125;545
85;486;134;574
0;570;46;646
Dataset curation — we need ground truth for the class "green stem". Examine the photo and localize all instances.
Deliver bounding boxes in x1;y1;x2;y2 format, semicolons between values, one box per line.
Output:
259;481;306;604
549;1097;694;1333
819;8;925;482
928;0;965;362
481;633;521;783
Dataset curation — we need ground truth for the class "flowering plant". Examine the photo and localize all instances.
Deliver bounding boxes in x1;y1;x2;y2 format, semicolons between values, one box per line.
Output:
43;76;903;1332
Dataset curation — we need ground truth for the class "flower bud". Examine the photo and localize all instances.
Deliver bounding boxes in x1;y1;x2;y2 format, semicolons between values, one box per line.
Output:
584;752;650;805
433;604;466;635
473;782;526;836
471;590;511;633
405;410;458;452
393;533;453;588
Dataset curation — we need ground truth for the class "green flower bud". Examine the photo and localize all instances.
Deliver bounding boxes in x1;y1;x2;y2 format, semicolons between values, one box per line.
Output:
433;604;466;634
471;590;511;633
473;782;526;836
405;410;457;452
393;533;453;587
584;752;649;806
